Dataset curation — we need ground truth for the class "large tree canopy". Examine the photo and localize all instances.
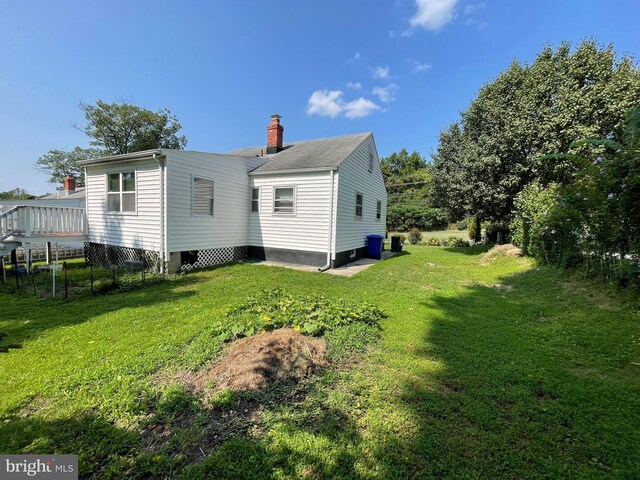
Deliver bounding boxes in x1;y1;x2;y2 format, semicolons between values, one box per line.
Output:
80;100;187;155
36;147;103;186
432;40;640;223
0;188;35;200
36;100;187;187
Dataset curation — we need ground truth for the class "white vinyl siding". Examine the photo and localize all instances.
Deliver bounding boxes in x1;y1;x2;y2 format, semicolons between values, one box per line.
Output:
192;177;214;216
166;151;264;253
249;172;331;253
334;134;387;254
86;159;161;251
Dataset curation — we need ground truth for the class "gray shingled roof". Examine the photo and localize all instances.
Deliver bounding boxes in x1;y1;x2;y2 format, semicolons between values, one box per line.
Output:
229;132;371;174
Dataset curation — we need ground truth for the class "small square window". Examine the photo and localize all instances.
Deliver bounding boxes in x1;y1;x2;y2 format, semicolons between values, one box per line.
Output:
355;193;363;218
107;172;135;213
274;187;295;214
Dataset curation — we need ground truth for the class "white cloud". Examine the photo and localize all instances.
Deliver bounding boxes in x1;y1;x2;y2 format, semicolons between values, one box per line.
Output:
346;82;362;90
343;98;381;119
463;3;484;15
372;83;399;103
408;59;432;73
409;0;458;31
347;52;361;63
306;90;344;118
306;90;381;119
373;65;391;80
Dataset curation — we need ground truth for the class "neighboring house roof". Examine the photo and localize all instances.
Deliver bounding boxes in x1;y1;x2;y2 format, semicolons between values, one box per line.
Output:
229;132;372;175
40;187;87;200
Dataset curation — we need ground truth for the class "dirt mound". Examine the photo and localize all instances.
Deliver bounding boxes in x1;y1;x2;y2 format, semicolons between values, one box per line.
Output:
482;244;523;260
192;328;327;392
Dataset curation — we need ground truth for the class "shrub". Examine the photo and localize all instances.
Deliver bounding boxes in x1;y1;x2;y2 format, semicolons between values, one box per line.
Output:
468;217;482;243
425;237;440;246
386;205;448;231
451;217;471;231
407;228;423;244
438;236;470;247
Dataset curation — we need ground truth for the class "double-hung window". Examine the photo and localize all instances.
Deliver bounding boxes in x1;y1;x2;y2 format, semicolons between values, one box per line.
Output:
273;187;295;214
251;187;260;213
355;193;363;218
376;200;382;220
193;177;214;216
107;172;136;213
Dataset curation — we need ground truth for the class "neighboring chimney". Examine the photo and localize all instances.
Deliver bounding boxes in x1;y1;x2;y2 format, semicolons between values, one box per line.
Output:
64;175;76;196
266;114;284;154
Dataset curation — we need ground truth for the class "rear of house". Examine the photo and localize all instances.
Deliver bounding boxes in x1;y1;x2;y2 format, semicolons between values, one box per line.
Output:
79;116;387;273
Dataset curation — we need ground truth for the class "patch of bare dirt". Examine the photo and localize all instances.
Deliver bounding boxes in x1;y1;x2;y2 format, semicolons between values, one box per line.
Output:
191;328;328;393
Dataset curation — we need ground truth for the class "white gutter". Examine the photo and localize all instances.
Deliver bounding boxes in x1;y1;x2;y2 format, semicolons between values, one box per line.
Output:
318;169;335;272
155;154;166;273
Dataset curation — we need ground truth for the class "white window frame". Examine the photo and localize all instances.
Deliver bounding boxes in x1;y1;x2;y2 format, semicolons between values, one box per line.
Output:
106;171;137;215
376;200;382;221
192;176;215;217
273;185;296;215
251;187;260;214
355;192;363;219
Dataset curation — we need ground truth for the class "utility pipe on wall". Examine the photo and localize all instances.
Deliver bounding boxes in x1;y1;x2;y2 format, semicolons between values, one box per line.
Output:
319;169;335;272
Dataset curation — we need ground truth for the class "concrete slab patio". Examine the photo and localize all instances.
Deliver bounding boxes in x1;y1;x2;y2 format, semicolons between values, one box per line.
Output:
245;251;399;277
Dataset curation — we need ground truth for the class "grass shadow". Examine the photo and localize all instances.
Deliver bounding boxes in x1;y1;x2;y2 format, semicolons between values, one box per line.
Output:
392;266;640;477
442;244;493;255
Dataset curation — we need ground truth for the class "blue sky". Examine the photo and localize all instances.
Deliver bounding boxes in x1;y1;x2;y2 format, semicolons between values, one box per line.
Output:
1;0;638;194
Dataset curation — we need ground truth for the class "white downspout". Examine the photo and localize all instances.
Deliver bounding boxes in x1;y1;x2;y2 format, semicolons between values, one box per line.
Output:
318;169;335;272
156;154;166;273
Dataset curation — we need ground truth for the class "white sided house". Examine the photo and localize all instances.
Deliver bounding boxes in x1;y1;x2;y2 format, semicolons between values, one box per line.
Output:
78;115;387;273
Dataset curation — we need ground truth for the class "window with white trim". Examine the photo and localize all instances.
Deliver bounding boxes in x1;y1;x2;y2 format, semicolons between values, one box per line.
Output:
107;172;136;213
274;187;295;214
251;187;260;213
193;177;214;216
376;200;382;220
369;152;374;172
355;193;363;218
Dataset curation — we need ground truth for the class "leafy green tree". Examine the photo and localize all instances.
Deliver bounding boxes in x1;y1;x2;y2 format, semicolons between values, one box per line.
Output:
0;188;35;200
35;147;103;186
511;107;640;286
433;40;640;223
79;100;187;155
35;100;187;186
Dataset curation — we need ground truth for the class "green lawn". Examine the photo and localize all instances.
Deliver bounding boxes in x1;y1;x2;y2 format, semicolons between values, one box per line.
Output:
1;246;639;478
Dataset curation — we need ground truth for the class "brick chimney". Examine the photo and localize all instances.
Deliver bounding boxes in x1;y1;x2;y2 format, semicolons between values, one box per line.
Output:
266;114;284;154
63;175;76;196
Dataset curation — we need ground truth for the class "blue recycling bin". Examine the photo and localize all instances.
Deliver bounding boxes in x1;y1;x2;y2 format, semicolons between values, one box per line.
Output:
366;234;385;260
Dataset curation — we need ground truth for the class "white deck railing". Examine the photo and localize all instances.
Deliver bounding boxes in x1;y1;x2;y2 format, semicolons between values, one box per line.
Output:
0;205;86;238
0;206;19;238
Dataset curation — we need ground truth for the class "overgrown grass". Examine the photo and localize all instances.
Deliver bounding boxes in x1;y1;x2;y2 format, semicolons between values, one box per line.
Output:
1;245;638;478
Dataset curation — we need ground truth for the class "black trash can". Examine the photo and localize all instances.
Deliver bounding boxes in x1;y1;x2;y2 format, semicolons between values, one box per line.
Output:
391;235;403;252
